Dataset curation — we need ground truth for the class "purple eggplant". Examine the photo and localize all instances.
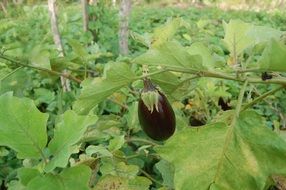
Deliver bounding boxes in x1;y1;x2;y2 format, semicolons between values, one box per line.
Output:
138;79;176;141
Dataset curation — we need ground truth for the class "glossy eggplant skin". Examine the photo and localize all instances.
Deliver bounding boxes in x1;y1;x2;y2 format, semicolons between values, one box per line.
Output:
138;91;176;141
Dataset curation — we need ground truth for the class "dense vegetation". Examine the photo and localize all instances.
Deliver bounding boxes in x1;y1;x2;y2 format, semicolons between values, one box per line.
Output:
0;1;286;190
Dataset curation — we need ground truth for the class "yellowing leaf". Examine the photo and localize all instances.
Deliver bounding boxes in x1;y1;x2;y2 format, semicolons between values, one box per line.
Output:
156;110;286;190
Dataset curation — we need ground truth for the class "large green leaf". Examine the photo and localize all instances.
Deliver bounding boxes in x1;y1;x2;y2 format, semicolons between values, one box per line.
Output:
156;110;286;190
223;20;283;57
223;20;253;57
27;165;91;190
45;110;97;172
0;93;48;159
73;62;136;114
258;39;286;72
155;159;175;188
134;41;204;70
187;42;215;69
247;25;283;44
17;168;40;186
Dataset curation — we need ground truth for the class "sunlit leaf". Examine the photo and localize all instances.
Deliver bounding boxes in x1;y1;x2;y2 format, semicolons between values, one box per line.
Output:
0;93;48;159
17;168;40;186
73;62;136;114
44;110;97;172
155;159;175;188
223;19;283;58
156;110;286;190
134;41;204;70
152;18;185;48
27;165;91;190
187;42;215;69
258;39;286;72
223;20;253;57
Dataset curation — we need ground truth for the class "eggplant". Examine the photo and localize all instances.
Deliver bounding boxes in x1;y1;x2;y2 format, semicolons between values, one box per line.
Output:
218;97;232;111
138;79;176;141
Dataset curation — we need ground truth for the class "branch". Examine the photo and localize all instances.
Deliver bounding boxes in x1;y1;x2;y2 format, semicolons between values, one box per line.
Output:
140;168;165;187
241;85;284;111
125;137;159;146
0;54;82;83
139;67;286;86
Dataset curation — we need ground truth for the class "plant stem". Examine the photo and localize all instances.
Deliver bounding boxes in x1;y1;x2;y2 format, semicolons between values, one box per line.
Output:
125;137;159;146
140;67;286;86
108;97;128;109
241;85;284;111
0;66;23;81
213;80;248;184
0;55;82;83
140;169;165;187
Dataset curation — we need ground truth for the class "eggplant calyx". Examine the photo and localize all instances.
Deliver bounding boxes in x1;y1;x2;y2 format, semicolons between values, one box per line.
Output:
141;78;160;113
141;90;160;113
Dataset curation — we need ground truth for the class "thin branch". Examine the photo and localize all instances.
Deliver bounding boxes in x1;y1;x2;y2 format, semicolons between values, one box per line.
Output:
0;55;82;83
0;66;23;81
108;97;128;109
140;169;165;187
125;137;159;146
241;85;284;111
139;67;286;86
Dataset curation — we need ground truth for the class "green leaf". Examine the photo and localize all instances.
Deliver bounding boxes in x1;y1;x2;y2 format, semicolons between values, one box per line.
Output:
34;88;55;105
44;110;97;172
223;20;283;57
155;159;174;188
0;93;48;159
7;180;26;190
68;39;89;58
17;168;40;186
30;47;51;70
134;41;204;70
86;145;113;158
130;31;151;47
100;159;139;179
258;39;286;72
223;20;253;56
0;69;33;97
125;102;140;131
108;135;125;152
152;18;185;47
27;165;91;190
94;175;151;190
247;25;283;44
151;71;181;96
187;42;215;69
156;110;286;190
73;62;136;114
128;176;152;190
